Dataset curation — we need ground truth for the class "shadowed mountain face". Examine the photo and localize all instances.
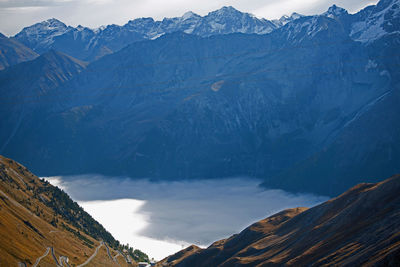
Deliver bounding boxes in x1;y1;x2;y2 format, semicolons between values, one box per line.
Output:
0;50;87;155
158;175;400;267
0;0;399;196
0;33;38;70
271;88;400;195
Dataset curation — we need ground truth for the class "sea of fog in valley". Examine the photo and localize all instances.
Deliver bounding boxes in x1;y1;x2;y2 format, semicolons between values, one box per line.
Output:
44;175;328;260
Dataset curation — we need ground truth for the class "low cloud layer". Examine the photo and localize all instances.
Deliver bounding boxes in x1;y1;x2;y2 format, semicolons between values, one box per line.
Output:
47;175;328;249
0;0;378;35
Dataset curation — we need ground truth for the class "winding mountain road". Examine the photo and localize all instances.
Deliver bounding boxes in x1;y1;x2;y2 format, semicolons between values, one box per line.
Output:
51;246;62;266
32;247;50;267
21;240;130;266
77;241;104;267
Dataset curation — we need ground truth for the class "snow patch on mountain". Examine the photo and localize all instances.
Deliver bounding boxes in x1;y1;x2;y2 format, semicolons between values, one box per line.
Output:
12;0;400;61
15;18;71;49
351;0;400;42
323;5;348;18
15;6;278;55
273;13;305;27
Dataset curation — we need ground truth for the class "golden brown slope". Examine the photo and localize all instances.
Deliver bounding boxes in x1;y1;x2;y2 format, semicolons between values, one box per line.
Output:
0;155;144;266
158;245;202;266
159;175;400;267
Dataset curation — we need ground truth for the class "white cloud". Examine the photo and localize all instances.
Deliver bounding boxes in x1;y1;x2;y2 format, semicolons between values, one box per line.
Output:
0;0;379;36
44;175;328;260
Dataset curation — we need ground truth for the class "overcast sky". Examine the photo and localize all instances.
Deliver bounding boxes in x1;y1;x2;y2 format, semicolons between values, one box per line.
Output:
0;0;378;36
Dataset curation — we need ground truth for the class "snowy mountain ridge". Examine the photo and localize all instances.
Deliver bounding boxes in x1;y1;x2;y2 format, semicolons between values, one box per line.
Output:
351;0;400;42
11;1;400;61
12;6;300;61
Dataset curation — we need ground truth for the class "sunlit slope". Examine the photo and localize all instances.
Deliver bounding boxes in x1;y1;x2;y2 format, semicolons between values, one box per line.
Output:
0;155;146;266
160;175;400;266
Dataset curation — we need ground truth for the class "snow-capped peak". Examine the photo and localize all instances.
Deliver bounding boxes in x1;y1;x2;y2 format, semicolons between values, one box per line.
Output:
350;0;400;43
209;6;242;17
19;18;68;33
182;11;200;20
13;18;71;52
323;5;348;18
46;18;64;25
93;25;107;34
274;12;304;26
290;12;304;20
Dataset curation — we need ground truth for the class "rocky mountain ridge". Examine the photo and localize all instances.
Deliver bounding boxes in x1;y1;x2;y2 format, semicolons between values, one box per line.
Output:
13;6;283;61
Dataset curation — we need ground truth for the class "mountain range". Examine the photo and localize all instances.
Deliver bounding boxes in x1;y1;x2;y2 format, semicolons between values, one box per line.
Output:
0;0;399;196
12;7;287;62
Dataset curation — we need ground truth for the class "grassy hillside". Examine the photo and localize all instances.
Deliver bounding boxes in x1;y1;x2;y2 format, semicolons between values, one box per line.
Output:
0;155;148;266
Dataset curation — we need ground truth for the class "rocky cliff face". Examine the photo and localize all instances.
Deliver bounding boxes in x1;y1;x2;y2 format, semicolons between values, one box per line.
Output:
158;174;400;266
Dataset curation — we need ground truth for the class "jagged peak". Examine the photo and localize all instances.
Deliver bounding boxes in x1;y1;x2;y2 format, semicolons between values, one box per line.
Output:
46;18;64;24
323;4;348;18
218;6;240;12
15;18;68;37
75;25;93;32
275;12;304;26
182;11;201;20
208;6;243;16
34;18;68;29
280;12;304;21
126;17;155;25
290;12;304;19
